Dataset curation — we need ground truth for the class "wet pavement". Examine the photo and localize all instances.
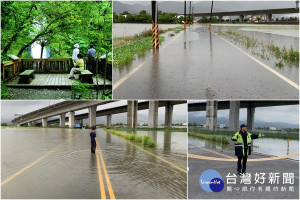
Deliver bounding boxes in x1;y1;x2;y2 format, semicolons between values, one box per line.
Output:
113;24;299;99
188;136;299;199
1;127;187;199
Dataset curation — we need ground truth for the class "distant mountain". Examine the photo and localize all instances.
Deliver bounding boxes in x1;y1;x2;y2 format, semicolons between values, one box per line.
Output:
113;1;296;15
113;1;223;15
188;113;299;129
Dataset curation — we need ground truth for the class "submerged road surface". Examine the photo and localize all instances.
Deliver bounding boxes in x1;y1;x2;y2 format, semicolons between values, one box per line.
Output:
113;24;299;99
1;128;187;199
188;137;299;199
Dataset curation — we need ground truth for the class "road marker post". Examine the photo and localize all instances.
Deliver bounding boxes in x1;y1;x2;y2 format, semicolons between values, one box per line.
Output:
152;1;159;49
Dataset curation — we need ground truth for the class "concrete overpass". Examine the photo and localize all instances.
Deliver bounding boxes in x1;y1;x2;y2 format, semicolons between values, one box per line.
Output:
191;8;299;22
189;100;299;131
12;100;186;128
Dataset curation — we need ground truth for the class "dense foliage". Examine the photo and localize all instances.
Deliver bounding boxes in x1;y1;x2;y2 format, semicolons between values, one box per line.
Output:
113;10;192;24
1;1;112;61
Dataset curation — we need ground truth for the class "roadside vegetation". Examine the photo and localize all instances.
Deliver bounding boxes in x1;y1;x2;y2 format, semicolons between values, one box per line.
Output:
104;128;156;147
216;27;299;68
189;131;229;144
114;10;192;24
115;127;186;132
1;80;9;99
113;26;183;68
113;36;164;67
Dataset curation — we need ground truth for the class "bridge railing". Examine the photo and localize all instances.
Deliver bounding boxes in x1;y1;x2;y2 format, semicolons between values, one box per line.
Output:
1;58;112;82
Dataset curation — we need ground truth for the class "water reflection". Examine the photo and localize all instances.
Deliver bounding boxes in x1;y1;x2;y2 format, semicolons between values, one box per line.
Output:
2;128;187;199
163;132;171;154
106;132;111;143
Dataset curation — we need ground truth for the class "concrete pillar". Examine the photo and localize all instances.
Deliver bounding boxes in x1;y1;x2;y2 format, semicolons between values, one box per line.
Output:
165;103;173;128
88;106;97;128
148;101;159;128
27;122;31;127
247;106;255;131
266;13;272;22
59;113;66;128
68;111;75;128
205;100;218;131
107;114;112;129
239;15;244;22
42;118;48;127
218;16;223;21
127;100;138;128
229;101;240;131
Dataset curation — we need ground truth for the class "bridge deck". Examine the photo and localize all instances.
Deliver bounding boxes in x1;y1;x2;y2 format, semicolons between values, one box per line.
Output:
6;74;112;87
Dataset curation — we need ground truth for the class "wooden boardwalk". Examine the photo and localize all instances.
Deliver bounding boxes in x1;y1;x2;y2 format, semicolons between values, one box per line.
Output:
6;74;112;87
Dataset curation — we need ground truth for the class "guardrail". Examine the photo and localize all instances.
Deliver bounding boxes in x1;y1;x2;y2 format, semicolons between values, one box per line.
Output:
1;58;112;82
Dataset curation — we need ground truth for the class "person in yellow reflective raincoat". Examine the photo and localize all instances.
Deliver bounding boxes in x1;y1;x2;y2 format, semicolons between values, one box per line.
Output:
231;124;265;175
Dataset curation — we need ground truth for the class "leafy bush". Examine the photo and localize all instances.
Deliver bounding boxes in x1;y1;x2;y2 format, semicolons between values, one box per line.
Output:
71;81;94;99
1;81;9;99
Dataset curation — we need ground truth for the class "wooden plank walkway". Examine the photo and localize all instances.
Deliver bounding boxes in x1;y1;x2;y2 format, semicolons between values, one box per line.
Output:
6;74;112;87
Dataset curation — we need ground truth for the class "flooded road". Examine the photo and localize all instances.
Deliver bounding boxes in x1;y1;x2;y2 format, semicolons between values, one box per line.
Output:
113;23;299;100
2;127;187;199
188;136;299;160
188;135;299;199
213;24;299;83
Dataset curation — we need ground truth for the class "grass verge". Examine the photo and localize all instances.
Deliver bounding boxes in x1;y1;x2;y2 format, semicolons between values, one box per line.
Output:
115;127;186;132
113;36;165;67
113;26;183;68
189;131;229;144
104;128;156;147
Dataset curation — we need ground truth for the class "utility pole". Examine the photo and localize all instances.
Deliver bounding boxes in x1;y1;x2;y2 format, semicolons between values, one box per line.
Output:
192;6;194;23
152;1;159;49
184;0;186;30
189;1;191;26
209;0;214;32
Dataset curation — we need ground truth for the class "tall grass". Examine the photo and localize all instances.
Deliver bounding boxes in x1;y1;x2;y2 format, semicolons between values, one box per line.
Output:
113;26;183;68
113;36;165;67
104;128;156;147
189;131;229;144
115;127;186;132
218;28;299;68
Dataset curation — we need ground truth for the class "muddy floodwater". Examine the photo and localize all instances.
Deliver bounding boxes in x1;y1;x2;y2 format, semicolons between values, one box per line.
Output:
113;23;298;99
213;24;299;83
189;135;299;160
2;127;187;199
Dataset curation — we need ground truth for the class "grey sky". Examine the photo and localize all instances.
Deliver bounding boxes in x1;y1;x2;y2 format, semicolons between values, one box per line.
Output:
189;101;299;125
115;1;298;15
1;100;187;124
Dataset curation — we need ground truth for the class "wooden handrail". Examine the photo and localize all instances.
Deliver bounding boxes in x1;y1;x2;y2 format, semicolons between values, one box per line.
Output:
2;57;112;82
